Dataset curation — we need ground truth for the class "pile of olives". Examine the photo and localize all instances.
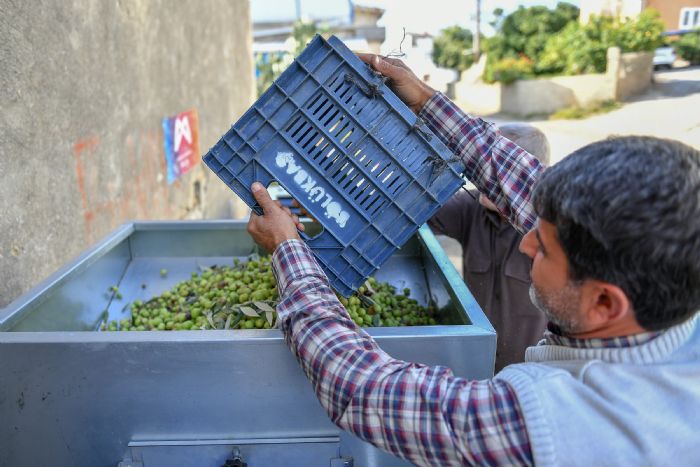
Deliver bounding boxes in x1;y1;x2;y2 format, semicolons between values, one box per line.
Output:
101;255;437;331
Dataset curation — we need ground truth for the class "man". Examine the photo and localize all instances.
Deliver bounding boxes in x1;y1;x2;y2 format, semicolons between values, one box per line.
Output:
429;123;550;371
246;53;700;465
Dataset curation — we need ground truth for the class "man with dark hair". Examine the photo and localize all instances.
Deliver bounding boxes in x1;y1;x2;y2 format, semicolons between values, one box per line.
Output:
429;122;551;371
246;53;700;465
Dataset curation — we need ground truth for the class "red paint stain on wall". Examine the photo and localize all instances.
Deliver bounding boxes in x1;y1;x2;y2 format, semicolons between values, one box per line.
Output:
72;128;183;245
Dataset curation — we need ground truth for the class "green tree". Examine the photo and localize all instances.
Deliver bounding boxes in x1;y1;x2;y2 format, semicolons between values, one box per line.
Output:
483;2;579;82
539;10;665;76
291;20;325;55
488;3;580;63
255;20;328;96
674;30;700;64
432;26;475;72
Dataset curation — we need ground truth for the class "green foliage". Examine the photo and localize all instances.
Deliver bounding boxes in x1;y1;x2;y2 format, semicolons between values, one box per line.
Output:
486;3;579;63
432;26;475;72
483;5;664;83
255;20;328;96
483;2;579;82
255;53;291;97
292;20;327;55
483;56;534;84
538;20;609;75
675;30;700;64
616;9;665;52
539;10;665;75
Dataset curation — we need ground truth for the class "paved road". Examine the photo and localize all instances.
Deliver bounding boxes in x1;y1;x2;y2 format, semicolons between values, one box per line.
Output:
528;66;700;164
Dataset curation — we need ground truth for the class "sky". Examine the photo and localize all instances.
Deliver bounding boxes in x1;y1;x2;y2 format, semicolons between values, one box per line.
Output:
251;0;581;38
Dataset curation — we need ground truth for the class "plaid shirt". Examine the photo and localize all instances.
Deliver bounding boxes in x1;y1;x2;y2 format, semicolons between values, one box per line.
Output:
272;93;659;465
419;92;542;234
273;239;532;466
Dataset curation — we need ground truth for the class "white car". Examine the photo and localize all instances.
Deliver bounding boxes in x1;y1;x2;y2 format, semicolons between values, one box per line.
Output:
653;46;677;70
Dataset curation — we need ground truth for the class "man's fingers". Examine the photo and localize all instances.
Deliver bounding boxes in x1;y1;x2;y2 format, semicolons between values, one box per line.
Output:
384;56;410;71
357;52;376;65
251;182;276;213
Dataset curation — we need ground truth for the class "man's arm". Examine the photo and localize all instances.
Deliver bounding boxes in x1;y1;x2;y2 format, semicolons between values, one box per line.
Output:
247;184;533;466
272;239;533;466
420;93;542;233
358;54;544;234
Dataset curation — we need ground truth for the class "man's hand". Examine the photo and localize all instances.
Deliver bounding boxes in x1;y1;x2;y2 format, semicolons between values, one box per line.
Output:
357;53;436;114
247;182;304;253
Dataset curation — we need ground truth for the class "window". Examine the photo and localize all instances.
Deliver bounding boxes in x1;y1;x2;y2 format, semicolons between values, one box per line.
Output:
680;7;700;29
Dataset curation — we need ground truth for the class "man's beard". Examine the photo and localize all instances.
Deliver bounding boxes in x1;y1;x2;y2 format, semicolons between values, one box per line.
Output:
529;282;583;335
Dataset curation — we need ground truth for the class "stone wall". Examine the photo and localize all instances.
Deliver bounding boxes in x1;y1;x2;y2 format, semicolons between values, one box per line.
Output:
455;48;654;117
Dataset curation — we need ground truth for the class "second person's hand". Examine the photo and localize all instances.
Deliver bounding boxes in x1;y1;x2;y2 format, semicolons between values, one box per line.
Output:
357;53;436;114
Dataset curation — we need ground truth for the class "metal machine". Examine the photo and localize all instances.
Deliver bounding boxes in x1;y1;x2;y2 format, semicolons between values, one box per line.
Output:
0;221;495;467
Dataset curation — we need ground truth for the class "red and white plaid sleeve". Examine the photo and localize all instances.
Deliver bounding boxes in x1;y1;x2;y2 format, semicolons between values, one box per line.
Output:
272;239;533;466
420;92;544;233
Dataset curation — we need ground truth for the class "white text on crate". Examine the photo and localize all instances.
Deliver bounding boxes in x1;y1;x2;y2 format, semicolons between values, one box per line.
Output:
275;152;350;228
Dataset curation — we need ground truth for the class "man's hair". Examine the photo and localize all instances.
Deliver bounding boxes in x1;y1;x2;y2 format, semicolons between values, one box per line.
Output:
500;123;551;165
532;136;700;331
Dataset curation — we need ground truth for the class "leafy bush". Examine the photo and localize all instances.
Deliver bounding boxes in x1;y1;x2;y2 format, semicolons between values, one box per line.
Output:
484;56;534;84
615;9;665;52
538;20;609;75
432;26;475;72
487;3;579;64
538;10;664;76
484;6;664;82
255;20;327;96
675;30;700;64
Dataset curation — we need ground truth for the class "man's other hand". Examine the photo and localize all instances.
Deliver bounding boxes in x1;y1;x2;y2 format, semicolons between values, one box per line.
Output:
357;53;436;114
247;182;304;253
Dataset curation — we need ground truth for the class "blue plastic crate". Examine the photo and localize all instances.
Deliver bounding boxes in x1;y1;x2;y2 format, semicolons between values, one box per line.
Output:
204;35;465;296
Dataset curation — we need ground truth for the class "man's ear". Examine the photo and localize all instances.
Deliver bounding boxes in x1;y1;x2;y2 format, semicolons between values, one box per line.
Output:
581;280;632;326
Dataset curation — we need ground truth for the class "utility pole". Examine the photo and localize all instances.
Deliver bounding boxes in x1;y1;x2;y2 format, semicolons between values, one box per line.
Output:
473;0;481;61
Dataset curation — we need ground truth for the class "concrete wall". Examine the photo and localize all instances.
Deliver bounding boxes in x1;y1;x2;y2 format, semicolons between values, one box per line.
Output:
0;0;255;307
615;51;654;100
501;73;615;115
455;48;653;117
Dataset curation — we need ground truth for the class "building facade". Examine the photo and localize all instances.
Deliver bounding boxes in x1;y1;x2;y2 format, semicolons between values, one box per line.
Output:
580;0;700;30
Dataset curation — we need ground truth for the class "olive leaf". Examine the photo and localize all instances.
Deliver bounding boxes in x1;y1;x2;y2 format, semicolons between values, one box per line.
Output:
364;279;376;295
239;306;259;317
372;314;381;327
224;314;233;330
358;294;375;308
205;311;216;329
266;311;274;326
254;301;275;312
248;253;261;262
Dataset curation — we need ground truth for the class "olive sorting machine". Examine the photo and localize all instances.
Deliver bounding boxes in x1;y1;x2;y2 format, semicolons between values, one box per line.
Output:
0;221;495;467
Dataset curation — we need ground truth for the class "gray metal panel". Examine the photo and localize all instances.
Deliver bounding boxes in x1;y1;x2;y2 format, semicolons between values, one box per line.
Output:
0;224;133;332
0;221;495;467
124;437;341;467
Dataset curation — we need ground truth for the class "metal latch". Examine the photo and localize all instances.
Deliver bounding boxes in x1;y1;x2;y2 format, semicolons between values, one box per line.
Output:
221;447;247;467
330;457;353;467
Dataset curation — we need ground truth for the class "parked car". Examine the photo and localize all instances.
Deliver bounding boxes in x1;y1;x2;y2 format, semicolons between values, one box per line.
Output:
653;46;677;70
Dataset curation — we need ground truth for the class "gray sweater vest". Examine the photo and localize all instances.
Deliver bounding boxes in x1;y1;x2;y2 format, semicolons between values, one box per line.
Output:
497;313;700;466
